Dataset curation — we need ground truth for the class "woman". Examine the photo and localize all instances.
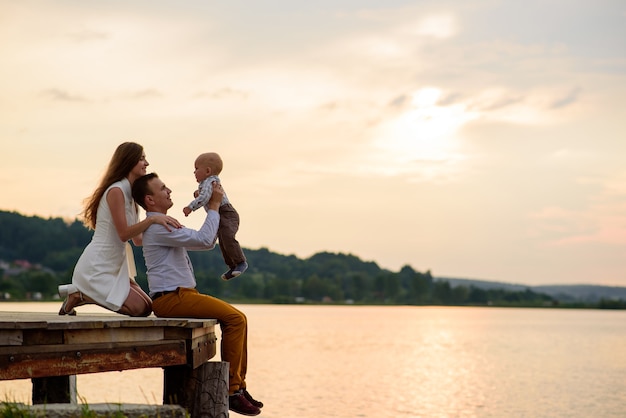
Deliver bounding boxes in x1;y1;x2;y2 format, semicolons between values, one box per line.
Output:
58;142;181;316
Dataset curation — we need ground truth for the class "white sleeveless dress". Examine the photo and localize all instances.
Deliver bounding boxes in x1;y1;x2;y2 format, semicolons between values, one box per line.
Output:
71;178;138;312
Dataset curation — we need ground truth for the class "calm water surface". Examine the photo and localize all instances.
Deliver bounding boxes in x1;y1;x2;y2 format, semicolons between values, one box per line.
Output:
1;303;625;417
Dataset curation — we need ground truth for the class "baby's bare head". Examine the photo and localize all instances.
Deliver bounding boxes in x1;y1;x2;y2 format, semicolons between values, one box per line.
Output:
195;152;223;175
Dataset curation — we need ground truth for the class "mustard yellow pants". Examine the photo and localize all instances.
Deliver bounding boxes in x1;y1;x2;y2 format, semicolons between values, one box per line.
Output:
152;287;248;394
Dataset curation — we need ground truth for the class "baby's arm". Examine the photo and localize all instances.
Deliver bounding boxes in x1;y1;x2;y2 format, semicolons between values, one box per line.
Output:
184;180;214;215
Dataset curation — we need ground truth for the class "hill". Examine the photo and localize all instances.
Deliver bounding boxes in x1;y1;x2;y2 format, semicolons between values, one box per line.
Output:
437;277;626;303
533;284;626;303
1;209;624;306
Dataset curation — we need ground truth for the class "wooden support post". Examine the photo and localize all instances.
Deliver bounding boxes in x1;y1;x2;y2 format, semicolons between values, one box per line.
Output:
32;375;77;404
164;361;229;418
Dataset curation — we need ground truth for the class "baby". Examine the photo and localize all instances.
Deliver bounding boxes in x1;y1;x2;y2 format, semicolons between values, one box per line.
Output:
183;152;248;280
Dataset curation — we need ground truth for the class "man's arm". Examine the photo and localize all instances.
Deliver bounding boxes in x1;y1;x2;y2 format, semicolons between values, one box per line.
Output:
146;180;224;249
147;210;220;249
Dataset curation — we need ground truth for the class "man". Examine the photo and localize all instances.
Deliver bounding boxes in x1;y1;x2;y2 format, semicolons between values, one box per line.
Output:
132;172;262;416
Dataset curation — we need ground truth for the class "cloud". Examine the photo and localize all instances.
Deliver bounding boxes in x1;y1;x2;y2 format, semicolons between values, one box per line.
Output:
388;94;409;109
40;87;164;105
438;92;464;106
550;87;581;109
480;94;525;111
123;89;163;100
41;89;88;102
465;88;576;125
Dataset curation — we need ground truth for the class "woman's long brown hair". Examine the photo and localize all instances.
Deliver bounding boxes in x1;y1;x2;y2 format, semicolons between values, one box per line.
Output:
81;142;143;230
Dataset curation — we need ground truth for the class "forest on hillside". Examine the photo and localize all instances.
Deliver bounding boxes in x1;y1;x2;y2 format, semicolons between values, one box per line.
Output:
1;210;623;309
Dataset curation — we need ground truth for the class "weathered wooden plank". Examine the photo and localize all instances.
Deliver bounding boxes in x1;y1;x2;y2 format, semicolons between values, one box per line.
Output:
64;327;165;344
0;329;23;345
0;319;47;329
189;333;217;368
0;313;217;331
0;340;188;379
164;325;216;340
22;329;64;345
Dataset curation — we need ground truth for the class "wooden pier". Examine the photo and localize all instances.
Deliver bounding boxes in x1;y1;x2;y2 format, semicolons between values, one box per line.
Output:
0;312;229;417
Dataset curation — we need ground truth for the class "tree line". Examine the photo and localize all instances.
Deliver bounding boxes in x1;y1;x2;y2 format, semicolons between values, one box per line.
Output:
1;210;622;308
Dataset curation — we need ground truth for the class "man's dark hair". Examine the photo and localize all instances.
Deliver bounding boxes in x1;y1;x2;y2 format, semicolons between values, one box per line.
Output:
132;172;159;210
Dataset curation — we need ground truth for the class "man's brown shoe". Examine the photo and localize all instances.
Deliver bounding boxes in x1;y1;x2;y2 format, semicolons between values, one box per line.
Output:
229;391;261;416
242;389;263;408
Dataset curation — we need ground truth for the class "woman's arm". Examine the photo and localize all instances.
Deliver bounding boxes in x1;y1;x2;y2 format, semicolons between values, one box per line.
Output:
107;187;181;243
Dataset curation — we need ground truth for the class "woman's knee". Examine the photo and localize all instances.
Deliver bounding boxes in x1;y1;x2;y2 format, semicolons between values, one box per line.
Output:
120;304;152;317
137;306;152;317
120;293;152;317
137;299;152;316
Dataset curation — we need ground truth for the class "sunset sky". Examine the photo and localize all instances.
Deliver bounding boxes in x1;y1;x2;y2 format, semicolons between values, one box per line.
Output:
1;0;625;287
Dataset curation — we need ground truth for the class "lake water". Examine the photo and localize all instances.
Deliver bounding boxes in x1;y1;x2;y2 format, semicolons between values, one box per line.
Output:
1;303;625;417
